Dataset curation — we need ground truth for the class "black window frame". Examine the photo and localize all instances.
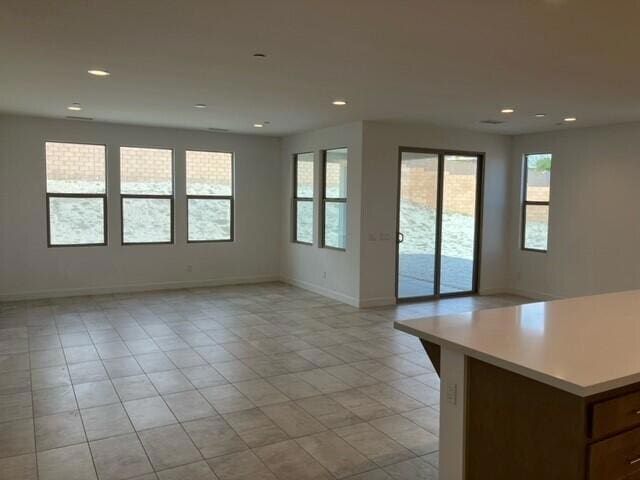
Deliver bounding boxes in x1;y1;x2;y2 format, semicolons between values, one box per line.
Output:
185;149;235;243
521;152;552;253
119;146;175;246
45;141;108;248
320;147;348;251
292;152;314;245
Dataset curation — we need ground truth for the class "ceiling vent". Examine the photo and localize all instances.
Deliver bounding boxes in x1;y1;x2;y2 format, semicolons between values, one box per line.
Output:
65;116;94;121
479;119;505;125
208;127;230;133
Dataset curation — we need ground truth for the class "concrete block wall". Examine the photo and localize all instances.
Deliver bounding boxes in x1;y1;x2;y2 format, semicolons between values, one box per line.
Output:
186;150;232;187
45;142;105;184
120;146;173;184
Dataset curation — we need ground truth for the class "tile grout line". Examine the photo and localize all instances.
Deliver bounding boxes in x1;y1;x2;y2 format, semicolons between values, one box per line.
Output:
97;315;178;479
60;318;101;480
26;327;40;480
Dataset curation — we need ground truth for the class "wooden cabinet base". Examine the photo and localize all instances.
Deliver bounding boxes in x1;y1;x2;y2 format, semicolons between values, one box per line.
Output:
465;358;587;479
464;358;640;480
589;428;640;480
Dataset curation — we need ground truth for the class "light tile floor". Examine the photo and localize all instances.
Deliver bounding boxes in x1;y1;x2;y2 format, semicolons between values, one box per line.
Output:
0;282;530;480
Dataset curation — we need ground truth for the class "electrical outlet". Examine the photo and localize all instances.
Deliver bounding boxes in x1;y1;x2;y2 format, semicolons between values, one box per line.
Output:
446;382;457;405
322;271;327;279
187;265;193;272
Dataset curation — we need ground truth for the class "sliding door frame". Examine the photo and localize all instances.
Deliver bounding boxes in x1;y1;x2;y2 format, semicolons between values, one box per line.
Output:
395;146;485;303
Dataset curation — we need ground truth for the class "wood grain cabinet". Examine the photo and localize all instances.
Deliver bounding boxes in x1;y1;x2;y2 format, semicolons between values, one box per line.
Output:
589;428;640;480
589;392;640;480
464;358;640;480
591;391;640;438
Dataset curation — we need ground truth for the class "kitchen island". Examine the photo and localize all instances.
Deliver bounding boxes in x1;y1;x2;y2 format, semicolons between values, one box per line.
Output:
394;290;640;480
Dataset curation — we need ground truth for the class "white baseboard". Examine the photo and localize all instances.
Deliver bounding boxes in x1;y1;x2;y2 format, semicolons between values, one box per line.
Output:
358;296;397;308
4;276;559;308
280;277;359;307
0;275;281;302
508;288;561;301
478;286;561;301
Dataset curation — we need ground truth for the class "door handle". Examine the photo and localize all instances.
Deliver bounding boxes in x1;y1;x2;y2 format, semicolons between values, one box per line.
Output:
398;232;404;243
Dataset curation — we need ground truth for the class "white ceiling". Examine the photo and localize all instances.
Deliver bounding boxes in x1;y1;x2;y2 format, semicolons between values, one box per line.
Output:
1;0;639;136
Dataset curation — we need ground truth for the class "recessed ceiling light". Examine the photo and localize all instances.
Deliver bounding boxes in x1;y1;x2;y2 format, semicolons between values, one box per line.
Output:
193;104;207;109
501;108;515;114
67;103;82;111
564;117;577;122
332;100;348;106
535;113;546;118
88;69;110;77
253;123;264;128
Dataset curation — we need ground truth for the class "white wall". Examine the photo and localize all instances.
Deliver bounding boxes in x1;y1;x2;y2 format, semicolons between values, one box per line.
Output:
359;121;512;306
279;122;363;306
509;122;640;299
6;113;570;305
0;114;282;300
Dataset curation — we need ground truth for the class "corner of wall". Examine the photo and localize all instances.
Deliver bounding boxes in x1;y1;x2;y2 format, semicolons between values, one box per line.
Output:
503;133;519;290
277;121;366;306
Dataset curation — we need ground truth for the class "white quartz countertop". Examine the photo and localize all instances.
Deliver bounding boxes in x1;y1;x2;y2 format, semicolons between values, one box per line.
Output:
394;290;640;397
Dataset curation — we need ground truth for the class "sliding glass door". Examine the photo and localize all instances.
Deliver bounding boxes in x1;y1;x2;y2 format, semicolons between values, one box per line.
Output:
396;149;483;301
397;152;439;298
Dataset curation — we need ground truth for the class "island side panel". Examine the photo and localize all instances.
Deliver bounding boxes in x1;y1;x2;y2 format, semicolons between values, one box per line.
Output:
465;357;588;480
439;347;468;480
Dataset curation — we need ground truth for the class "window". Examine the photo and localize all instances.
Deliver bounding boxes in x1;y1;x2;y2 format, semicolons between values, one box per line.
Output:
120;146;173;244
321;148;348;250
522;153;552;252
45;142;107;246
293;152;314;244
186;150;233;242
